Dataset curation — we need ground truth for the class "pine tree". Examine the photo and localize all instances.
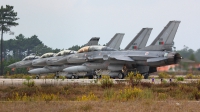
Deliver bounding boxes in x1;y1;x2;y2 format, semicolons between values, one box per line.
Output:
0;5;19;75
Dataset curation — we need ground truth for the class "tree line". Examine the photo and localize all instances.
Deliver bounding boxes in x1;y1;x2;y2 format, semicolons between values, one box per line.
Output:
2;34;60;60
177;47;200;62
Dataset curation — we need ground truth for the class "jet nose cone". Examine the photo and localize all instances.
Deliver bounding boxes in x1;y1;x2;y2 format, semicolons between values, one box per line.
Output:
62;68;68;72
7;63;16;68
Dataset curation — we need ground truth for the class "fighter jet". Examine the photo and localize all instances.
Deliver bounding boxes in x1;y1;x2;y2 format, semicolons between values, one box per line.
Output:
63;21;181;79
28;33;125;79
7;54;40;68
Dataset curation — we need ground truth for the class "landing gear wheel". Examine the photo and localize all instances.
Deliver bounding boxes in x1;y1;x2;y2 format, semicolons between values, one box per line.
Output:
88;75;93;79
54;75;59;79
144;73;149;79
36;75;40;79
118;72;124;79
75;75;79;79
98;75;102;79
93;75;98;79
71;75;75;79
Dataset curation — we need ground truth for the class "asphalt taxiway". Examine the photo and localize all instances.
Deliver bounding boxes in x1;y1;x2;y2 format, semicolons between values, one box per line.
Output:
0;78;199;86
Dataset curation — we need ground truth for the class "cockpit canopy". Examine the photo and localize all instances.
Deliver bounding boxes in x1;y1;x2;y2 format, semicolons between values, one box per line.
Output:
22;55;40;61
40;53;55;58
78;46;116;53
56;50;77;56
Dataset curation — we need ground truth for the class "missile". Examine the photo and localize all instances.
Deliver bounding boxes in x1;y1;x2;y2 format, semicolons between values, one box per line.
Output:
28;68;51;74
63;65;93;73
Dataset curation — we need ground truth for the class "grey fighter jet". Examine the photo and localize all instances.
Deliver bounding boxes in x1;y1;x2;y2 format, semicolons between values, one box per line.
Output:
28;33;124;78
63;21;181;79
63;45;181;79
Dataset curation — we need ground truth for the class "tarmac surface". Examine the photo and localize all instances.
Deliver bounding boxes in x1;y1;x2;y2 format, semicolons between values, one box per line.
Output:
0;78;199;86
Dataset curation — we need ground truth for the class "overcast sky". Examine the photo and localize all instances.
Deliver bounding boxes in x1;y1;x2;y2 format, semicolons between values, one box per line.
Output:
1;0;200;51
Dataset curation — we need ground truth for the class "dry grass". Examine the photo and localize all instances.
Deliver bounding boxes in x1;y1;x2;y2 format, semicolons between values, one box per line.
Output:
0;81;200;111
0;100;199;112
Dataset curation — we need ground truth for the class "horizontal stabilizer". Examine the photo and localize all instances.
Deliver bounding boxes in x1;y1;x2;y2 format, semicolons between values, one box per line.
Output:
147;57;167;63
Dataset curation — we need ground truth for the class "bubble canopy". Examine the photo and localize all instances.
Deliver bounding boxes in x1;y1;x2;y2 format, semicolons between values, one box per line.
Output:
22;55;40;61
40;53;55;58
56;50;77;56
78;46;116;53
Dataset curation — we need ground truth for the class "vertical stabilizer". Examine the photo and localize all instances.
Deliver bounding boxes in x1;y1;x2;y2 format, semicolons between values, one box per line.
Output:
106;33;125;50
84;37;100;46
140;21;181;51
151;21;181;46
125;28;152;50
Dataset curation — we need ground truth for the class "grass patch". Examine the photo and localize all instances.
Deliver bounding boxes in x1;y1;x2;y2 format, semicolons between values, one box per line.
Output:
0;80;200;102
100;75;113;89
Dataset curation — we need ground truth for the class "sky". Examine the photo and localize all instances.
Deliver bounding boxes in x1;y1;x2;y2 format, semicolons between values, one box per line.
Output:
1;0;200;51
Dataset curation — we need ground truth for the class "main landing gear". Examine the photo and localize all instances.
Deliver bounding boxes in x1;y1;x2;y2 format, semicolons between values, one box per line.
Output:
143;73;149;79
54;72;60;79
118;72;125;79
71;75;79;79
36;75;40;79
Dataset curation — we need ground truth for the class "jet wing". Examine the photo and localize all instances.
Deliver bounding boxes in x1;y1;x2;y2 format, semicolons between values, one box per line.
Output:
147;57;167;63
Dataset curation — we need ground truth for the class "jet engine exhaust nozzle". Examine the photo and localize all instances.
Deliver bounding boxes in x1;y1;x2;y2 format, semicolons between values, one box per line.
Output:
166;52;181;64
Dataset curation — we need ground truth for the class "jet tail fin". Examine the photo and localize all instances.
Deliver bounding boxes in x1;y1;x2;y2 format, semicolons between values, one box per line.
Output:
125;28;152;50
151;21;181;46
140;21;181;51
106;33;125;50
84;37;100;46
